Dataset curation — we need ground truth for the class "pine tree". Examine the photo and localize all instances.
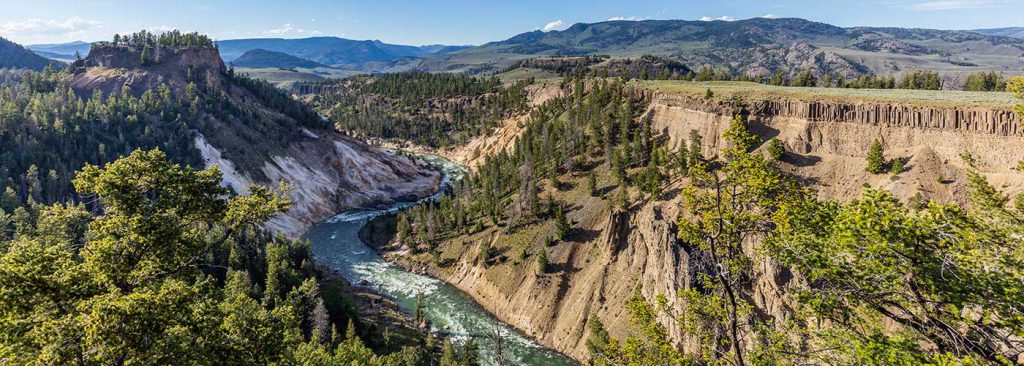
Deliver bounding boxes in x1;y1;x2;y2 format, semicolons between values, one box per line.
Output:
554;204;570;240
866;139;886;174
396;212;411;244
536;248;548;274
677;142;689;176
688;130;703;164
140;44;153;66
587;171;597;197
891;158;905;177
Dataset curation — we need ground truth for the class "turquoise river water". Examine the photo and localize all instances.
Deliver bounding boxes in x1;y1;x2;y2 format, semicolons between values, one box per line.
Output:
305;155;575;365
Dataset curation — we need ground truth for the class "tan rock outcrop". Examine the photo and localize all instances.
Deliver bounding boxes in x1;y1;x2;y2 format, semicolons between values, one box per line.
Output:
409;88;1024;362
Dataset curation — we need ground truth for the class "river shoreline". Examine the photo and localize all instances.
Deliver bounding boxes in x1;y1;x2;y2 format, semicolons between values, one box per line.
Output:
304;154;576;365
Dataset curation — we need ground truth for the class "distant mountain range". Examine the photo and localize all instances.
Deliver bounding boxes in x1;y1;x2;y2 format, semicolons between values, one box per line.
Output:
11;19;1024;79
214;37;470;67
1;37;64;70
972;27;1024;39
26;41;92;60
229;49;329;69
435;18;1024;77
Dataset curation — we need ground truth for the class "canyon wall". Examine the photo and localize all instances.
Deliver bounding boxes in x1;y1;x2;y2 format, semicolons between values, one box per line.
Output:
414;89;1024;361
196;130;441;238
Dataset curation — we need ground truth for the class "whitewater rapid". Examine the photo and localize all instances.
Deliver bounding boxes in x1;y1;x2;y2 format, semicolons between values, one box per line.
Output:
305;154;574;365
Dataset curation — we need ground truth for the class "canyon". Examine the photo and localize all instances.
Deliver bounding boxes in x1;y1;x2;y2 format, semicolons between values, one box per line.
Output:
376;83;1024;361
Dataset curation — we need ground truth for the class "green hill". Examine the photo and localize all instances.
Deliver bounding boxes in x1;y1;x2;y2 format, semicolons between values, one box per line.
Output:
0;36;63;70
230;48;329;69
432;17;1024;78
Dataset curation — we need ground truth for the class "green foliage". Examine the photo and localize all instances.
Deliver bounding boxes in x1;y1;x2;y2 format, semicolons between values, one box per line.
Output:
963;71;1006;92
675;116;807;365
587;293;689;365
476;240;494;266
0;36;61;71
1010;76;1024;117
866;139;886;174
897;70;943;90
140;44;153;65
769;184;1024;364
109;29;215;49
408;77;652;250
536;248;548;274
688;130;703;164
0;150;296;363
843;74;897;89
396;212;411;244
586;170;597;196
0;150;462;365
524;55;691;80
790;70;817;87
766;137;785;161
0;66;326;210
676;141;690;176
303;72;531;148
891;157;905;176
606;109;1024;364
554;204;570;240
704;88;714;99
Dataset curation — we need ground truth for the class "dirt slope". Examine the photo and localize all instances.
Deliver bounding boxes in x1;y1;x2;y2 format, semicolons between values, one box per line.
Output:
384;84;1024;361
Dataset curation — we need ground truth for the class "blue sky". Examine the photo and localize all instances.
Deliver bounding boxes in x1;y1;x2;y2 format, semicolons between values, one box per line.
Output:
2;0;1022;46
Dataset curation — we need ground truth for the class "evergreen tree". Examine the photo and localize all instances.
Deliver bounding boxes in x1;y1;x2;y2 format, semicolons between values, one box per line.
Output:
140;44;153;65
676;141;689;177
891;158;905;176
554;204;570;240
866;139;886;174
536;248;548;274
587;171;597;197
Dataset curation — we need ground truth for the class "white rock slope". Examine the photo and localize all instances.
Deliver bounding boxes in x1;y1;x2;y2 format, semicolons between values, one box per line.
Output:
196;131;440;238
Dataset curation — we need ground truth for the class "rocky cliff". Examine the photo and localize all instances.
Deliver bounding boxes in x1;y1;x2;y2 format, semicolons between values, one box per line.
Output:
72;43;442;238
386;86;1024;361
650;94;1024;203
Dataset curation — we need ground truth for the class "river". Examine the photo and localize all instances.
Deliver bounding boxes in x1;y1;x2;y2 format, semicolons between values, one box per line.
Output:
305;154;576;365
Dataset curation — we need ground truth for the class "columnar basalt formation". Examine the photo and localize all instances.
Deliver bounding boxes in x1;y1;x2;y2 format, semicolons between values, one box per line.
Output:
663;95;1021;137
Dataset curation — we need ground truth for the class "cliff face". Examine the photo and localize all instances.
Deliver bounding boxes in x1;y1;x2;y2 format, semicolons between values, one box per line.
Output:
71;44;227;97
651;94;1024;203
71;43;442;238
399;88;1024;361
195;130;440;238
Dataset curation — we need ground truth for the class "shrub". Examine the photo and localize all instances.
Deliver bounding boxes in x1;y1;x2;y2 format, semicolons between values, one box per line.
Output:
767;138;785;161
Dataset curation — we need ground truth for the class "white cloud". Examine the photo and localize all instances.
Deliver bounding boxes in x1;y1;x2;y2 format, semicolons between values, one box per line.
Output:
761;14;779;19
145;25;174;33
264;23;321;35
542;19;566;32
608;16;643;21
908;0;1001;10
699;16;737;22
0;17;103;38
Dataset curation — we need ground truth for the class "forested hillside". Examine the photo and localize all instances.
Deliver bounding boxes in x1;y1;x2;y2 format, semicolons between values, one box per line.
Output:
301;72;533;148
375;74;1024;364
0;36;63;71
417;17;1024;85
0;30;479;365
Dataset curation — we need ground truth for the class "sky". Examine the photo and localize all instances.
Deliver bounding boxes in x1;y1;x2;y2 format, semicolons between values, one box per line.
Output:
1;0;1022;46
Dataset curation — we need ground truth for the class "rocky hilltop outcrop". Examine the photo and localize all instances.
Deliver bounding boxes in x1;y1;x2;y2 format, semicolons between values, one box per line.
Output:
388;85;1024;361
71;42;441;238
